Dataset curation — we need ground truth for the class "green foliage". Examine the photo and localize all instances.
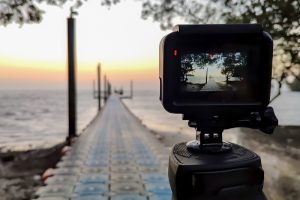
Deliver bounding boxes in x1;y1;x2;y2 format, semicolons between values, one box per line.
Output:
221;0;300;81
140;0;300;84
0;0;71;25
0;0;120;25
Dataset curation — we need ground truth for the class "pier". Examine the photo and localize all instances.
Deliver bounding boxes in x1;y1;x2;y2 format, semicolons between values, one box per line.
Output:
34;95;171;200
34;12;169;199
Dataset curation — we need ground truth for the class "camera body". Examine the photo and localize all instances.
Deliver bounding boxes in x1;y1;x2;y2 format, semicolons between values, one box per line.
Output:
159;24;273;119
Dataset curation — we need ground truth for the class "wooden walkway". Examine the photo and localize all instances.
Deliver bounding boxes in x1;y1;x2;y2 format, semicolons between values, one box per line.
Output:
34;95;171;200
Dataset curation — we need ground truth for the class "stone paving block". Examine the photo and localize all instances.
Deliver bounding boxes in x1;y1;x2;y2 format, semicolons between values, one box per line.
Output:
110;149;132;154
57;160;83;168
86;158;109;164
110;144;127;149
34;197;68;200
74;183;108;196
110;155;133;161
149;194;172;200
90;144;110;148
71;195;108;200
90;150;110;154
142;174;169;183
81;167;109;174
66;150;89;157
45;175;78;185
136;160;160;167
88;154;109;159
79;174;108;184
110;174;141;183
111;152;133;156
53;167;81;175
110;195;148;200
145;183;172;195
134;155;156;161
110;165;138;173
110;183;145;195
138;166;162;174
36;185;74;198
110;160;135;166
62;155;86;162
86;160;109;167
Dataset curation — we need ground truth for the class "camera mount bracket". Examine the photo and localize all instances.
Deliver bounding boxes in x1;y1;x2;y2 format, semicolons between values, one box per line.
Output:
184;107;278;153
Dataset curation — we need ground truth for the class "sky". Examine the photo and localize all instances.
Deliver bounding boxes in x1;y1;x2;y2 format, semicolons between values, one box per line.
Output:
0;0;171;90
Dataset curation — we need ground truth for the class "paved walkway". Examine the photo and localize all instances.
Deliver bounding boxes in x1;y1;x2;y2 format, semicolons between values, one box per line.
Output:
34;95;171;200
201;77;222;91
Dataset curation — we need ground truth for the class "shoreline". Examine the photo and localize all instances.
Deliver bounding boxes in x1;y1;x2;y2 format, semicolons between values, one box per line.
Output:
0;142;65;200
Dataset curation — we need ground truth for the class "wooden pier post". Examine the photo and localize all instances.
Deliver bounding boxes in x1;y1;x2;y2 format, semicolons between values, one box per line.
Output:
108;81;112;96
93;80;96;98
130;80;133;99
67;11;78;142
97;63;101;110
104;75;107;103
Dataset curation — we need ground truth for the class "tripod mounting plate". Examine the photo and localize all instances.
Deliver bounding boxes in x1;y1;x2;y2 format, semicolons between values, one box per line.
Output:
186;140;232;153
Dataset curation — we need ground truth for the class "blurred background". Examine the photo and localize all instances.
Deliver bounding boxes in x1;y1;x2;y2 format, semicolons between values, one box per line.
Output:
0;0;299;200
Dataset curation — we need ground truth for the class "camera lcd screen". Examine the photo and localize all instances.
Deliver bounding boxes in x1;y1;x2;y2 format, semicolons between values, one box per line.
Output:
180;52;248;93
160;25;272;113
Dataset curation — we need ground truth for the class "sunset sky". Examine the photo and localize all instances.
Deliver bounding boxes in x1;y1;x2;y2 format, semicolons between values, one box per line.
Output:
0;0;173;90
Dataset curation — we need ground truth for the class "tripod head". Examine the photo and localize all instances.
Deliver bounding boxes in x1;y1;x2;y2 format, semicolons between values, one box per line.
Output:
184;106;278;153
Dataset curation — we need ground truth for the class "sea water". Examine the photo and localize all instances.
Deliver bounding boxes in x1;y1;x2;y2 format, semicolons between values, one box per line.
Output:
123;89;300;135
0;88;299;151
0;90;98;151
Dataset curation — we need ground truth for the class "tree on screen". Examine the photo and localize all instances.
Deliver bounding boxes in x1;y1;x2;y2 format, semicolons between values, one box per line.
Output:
180;53;217;83
180;56;194;82
220;53;246;83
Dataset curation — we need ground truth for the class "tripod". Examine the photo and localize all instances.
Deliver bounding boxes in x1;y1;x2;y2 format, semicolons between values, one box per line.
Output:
168;108;278;200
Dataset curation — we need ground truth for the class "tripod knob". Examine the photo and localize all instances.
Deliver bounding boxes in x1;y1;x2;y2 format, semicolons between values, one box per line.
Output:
259;107;278;134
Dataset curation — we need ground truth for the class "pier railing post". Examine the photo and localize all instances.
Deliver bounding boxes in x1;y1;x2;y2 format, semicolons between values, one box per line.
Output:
130;80;133;99
97;63;101;110
108;81;111;96
67;11;78;143
104;75;107;103
93;80;96;98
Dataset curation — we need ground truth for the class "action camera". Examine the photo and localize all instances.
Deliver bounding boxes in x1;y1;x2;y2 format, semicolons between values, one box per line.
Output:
159;24;273;119
160;24;278;200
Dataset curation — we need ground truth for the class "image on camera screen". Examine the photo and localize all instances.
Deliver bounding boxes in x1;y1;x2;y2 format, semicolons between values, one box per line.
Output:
180;52;248;92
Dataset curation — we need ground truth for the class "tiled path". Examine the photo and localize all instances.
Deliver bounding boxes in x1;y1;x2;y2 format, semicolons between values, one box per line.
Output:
34;95;172;200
